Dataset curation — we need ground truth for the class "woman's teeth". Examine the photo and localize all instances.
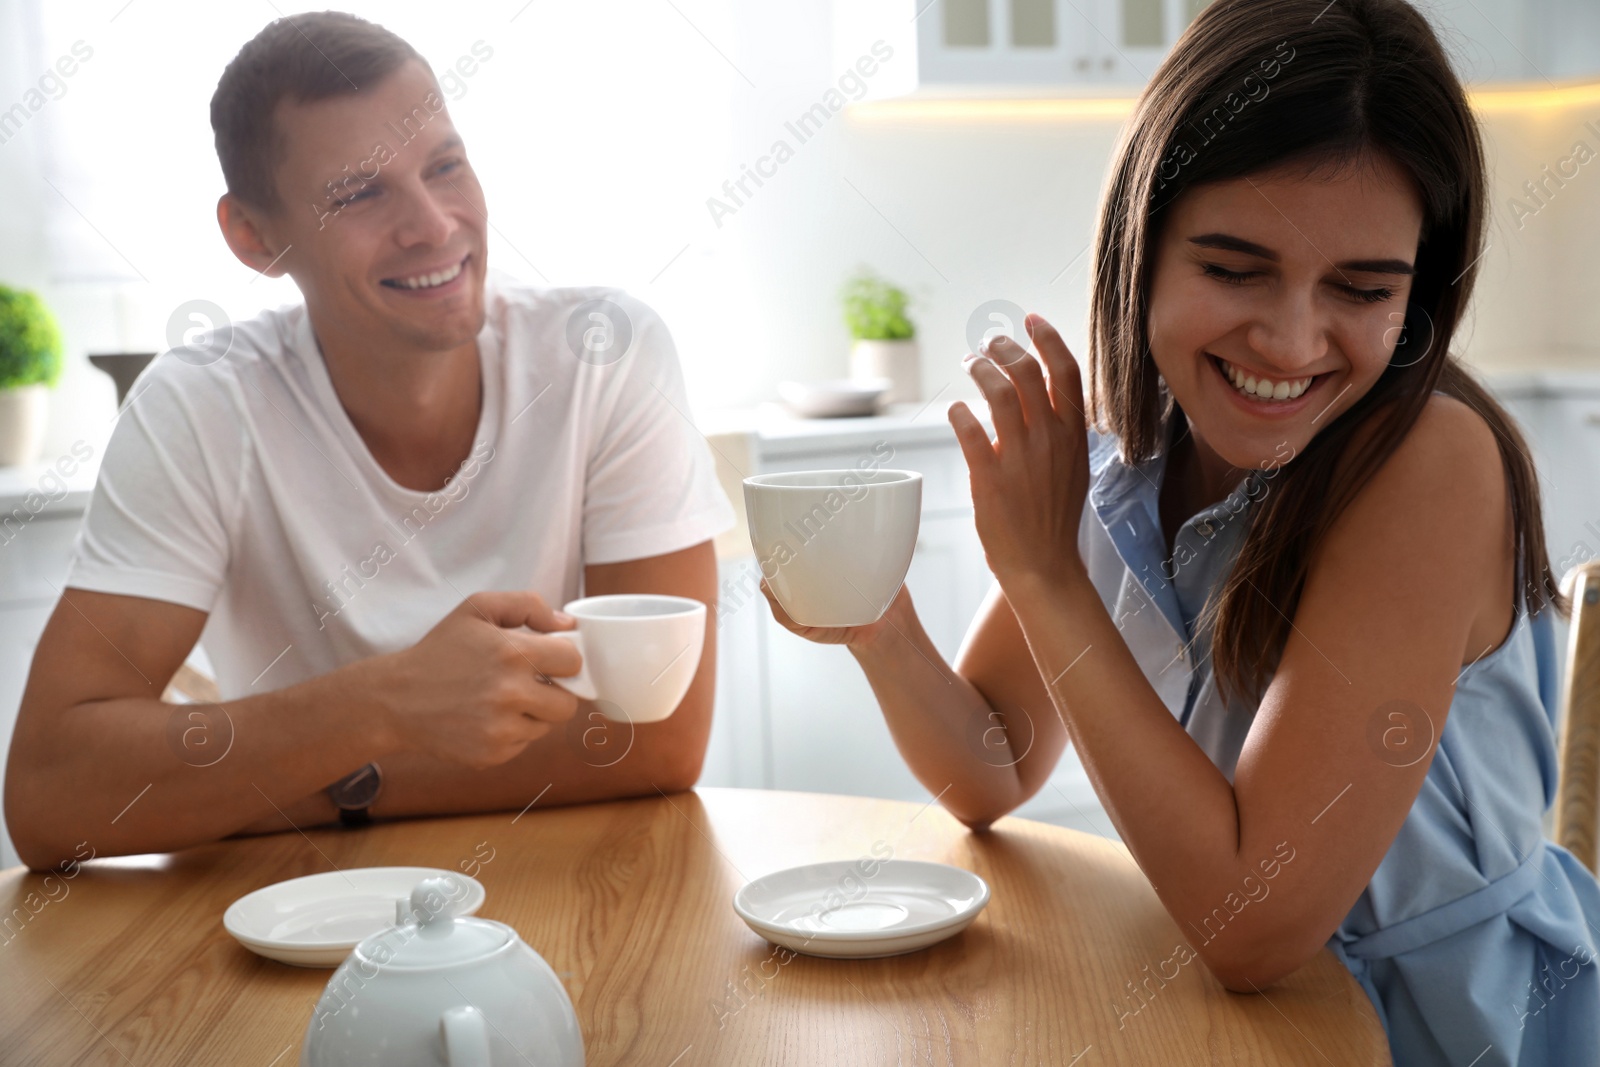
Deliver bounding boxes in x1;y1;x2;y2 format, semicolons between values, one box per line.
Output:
1218;357;1313;401
389;258;465;290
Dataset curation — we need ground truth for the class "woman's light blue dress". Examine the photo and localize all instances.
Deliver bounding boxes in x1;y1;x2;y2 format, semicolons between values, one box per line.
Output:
1077;423;1600;1066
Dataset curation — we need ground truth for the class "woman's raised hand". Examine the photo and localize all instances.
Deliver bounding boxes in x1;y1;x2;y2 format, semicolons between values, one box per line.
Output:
948;314;1092;591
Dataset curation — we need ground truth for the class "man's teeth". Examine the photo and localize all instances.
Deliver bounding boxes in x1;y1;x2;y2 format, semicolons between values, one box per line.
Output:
1219;358;1313;401
390;259;465;290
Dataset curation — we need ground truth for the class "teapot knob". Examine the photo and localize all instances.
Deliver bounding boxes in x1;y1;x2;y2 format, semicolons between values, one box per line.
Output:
402;875;468;928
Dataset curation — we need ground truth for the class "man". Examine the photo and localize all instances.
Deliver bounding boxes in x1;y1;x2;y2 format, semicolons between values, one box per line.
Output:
4;12;733;869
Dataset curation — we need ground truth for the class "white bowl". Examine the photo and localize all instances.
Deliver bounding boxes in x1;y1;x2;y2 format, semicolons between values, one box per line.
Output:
778;378;891;418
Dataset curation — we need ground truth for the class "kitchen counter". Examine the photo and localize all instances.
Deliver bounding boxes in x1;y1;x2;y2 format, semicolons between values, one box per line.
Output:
697;398;981;456
1468;350;1600;398
696;399;990;562
0;449;101;517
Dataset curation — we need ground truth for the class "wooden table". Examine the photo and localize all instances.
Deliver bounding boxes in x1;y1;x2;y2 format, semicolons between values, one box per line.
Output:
0;787;1389;1065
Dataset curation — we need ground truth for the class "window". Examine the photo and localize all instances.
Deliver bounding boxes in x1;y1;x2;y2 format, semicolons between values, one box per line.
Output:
27;0;738;395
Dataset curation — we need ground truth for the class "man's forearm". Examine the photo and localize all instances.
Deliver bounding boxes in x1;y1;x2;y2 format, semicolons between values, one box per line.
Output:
8;656;401;868
372;685;714;822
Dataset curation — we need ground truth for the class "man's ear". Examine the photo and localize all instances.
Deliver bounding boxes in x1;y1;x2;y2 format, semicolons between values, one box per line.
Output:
217;194;291;277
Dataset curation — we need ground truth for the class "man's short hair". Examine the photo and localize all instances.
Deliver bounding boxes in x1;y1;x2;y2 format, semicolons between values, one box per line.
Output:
211;11;422;212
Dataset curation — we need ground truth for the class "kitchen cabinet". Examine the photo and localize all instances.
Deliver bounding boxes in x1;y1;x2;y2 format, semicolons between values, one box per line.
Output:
842;0;1600;99
914;0;1210;87
1428;0;1600;83
0;468;98;872
843;0;1213;92
699;404;1114;837
1485;371;1600;685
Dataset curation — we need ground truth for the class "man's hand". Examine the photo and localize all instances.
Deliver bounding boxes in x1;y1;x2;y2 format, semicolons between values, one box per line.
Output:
376;591;584;768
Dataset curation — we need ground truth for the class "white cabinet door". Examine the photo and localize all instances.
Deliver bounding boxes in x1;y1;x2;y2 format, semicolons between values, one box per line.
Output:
0;515;82;603
760;439;994;801
760;444;989;802
701;556;770;790
1522;396;1600;575
740;429;1112;836
917;0;1118;84
909;0;1212;87
904;512;989;661
764;619;930;800
1491;390;1600;686
0;601;53;870
0;511;84;871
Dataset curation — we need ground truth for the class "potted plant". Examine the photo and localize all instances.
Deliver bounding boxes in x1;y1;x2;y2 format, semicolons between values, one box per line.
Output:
841;268;920;406
0;286;63;467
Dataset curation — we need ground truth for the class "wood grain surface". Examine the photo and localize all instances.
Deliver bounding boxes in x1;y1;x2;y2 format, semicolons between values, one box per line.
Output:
0;787;1390;1065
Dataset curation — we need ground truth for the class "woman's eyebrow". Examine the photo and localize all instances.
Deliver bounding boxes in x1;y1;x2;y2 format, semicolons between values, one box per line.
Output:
1187;232;1415;276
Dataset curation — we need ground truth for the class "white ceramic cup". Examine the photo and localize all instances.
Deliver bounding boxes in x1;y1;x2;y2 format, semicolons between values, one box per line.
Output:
546;594;706;723
743;469;922;628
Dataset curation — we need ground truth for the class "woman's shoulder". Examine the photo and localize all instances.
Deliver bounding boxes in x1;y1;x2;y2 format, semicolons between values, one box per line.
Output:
1325;389;1509;581
1347;390;1502;495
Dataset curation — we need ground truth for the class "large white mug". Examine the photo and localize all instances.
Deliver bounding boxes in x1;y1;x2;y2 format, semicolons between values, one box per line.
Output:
743;469;922;628
546;594;706;723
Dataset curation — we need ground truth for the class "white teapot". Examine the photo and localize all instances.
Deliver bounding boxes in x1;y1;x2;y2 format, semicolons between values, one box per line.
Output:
300;875;584;1066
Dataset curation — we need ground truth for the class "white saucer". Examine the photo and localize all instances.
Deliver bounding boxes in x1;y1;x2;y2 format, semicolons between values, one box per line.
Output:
223;866;486;968
733;860;990;959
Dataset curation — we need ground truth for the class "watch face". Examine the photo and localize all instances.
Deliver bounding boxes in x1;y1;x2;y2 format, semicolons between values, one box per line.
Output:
329;763;382;809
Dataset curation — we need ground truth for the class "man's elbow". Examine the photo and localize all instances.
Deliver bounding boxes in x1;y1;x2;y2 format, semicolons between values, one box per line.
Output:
641;694;714;794
15;841;62;874
7;809;70;874
4;768;54;871
648;741;706;794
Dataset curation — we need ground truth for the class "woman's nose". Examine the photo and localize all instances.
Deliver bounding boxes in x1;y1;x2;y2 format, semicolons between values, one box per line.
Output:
1245;290;1327;373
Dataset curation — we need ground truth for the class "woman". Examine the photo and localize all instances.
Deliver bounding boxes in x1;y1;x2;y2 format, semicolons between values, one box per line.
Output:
760;0;1600;1062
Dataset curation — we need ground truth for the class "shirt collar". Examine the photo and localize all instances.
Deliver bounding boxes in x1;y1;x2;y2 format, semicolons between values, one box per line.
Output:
1088;417;1272;519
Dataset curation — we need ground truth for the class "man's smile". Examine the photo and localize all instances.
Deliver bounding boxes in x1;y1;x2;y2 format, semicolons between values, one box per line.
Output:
380;253;470;292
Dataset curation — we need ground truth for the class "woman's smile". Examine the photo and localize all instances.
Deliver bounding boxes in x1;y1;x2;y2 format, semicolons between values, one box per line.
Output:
1207;352;1337;421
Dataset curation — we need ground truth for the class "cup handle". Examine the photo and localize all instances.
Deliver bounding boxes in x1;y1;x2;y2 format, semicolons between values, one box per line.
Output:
440;1004;492;1067
545;630;598;701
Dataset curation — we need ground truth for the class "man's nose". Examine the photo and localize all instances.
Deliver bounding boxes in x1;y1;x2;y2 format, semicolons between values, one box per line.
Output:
394;180;458;248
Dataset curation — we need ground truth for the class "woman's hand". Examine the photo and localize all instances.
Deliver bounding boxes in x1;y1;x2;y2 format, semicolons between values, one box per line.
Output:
759;578;910;652
949;314;1092;592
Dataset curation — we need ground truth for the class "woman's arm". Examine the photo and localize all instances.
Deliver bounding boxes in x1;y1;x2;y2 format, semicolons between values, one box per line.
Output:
839;580;1072;829
761;574;1076;829
949;316;1513;990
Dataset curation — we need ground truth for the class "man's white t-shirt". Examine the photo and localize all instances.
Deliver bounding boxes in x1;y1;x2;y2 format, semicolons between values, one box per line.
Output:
64;278;735;700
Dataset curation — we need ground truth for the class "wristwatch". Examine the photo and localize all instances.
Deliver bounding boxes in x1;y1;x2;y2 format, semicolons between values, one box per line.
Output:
326;763;383;828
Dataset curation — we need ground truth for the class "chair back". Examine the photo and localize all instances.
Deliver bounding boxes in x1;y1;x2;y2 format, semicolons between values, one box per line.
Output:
1556;562;1600;874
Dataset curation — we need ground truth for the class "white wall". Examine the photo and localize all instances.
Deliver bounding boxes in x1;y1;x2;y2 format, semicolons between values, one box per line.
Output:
2;0;1598;450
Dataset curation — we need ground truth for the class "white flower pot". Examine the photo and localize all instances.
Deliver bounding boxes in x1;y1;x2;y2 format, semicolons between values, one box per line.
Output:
850;339;921;406
0;384;48;467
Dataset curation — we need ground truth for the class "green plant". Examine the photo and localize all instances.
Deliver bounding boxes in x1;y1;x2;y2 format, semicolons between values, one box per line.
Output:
0;286;63;390
840;269;915;341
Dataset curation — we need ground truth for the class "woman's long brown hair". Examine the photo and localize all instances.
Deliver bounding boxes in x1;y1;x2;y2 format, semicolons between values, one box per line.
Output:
1087;0;1566;704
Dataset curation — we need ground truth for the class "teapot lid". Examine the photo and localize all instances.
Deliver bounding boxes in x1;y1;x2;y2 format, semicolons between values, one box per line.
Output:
352;876;511;970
